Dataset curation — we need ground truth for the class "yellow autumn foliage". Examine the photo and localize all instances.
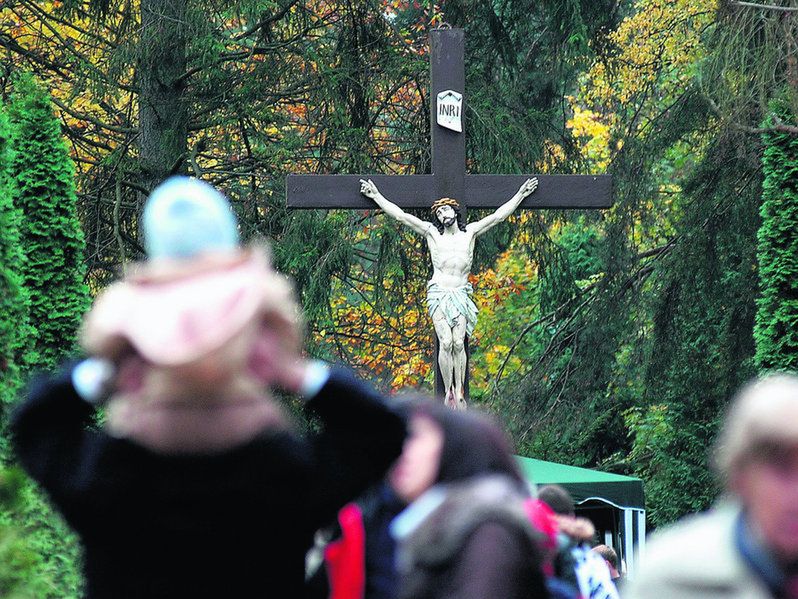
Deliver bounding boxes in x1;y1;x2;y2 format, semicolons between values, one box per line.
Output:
567;0;716;170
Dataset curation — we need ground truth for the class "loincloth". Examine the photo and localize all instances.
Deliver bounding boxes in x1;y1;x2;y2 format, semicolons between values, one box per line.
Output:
426;282;478;336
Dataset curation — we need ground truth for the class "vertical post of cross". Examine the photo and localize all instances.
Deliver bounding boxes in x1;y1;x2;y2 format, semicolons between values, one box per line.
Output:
431;28;465;202
430;28;468;400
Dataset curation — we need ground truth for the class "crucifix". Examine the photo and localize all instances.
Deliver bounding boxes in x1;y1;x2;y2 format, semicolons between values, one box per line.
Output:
286;28;612;407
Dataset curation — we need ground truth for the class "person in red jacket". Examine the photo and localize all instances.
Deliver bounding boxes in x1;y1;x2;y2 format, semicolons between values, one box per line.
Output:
321;399;551;599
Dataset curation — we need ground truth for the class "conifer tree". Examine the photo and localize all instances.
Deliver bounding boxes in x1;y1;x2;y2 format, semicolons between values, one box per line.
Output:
0;106;34;445
7;74;90;370
754;103;798;371
1;100;82;598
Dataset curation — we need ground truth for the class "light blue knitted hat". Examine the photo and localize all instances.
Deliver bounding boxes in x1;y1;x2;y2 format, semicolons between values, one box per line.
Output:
143;176;240;259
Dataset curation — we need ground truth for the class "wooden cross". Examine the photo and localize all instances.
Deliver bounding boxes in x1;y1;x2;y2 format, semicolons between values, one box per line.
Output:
287;28;612;397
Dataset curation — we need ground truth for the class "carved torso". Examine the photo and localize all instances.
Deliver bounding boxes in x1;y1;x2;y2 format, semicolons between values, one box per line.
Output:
425;224;476;288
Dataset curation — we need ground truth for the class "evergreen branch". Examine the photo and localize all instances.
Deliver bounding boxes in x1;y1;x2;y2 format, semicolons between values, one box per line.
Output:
334;274;421;340
0;32;71;78
493;237;678;395
535;332;579;429
50;96;137;134
490;308;559;391
325;329;416;350
493;284;598;398
19;0;119;49
368;77;421;132
62;125;117;152
635;90;695;138
232;0;301;41
177;51;254;83
637;240;677;260
9;4;137;93
178;35;316;84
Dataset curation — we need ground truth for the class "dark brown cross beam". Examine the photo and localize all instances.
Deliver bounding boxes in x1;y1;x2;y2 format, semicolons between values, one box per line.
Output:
287;28;613;397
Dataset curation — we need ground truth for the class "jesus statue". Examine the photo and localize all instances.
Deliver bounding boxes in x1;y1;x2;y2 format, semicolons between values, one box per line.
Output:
359;177;538;409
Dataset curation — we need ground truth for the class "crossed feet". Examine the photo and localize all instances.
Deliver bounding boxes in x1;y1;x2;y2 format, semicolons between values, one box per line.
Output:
444;387;467;410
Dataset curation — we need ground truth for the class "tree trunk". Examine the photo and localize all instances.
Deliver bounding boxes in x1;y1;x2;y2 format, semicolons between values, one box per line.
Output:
138;0;189;196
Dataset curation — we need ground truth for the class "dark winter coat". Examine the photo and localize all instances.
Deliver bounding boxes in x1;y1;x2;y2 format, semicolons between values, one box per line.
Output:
395;475;550;599
11;365;406;599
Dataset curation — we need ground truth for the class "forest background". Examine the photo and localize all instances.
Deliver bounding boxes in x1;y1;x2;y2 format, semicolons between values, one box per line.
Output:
1;0;797;595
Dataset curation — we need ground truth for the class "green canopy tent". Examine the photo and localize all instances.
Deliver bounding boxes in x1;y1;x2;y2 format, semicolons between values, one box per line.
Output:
516;456;646;579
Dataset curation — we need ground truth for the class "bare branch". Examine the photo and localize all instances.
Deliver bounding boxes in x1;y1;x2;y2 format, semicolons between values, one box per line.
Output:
704;95;798;134
728;1;798;12
113;175;127;274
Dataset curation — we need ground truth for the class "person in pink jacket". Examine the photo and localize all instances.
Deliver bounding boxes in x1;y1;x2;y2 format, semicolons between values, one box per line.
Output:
11;177;406;599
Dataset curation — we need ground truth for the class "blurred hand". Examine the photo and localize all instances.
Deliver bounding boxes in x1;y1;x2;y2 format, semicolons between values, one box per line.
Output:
113;348;149;395
247;324;307;394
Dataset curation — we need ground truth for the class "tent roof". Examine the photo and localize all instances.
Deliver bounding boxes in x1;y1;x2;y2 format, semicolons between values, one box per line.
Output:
515;455;645;510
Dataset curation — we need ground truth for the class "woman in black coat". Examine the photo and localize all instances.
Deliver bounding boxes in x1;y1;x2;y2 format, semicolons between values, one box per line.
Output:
389;402;550;599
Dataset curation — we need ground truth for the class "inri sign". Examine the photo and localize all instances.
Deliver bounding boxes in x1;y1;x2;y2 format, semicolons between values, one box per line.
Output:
436;89;463;133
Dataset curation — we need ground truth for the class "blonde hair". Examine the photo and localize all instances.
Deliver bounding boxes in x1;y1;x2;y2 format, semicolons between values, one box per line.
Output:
714;373;798;480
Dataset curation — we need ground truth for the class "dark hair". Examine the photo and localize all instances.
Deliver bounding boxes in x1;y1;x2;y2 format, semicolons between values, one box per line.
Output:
432;204;467;235
537;484;575;516
405;399;525;489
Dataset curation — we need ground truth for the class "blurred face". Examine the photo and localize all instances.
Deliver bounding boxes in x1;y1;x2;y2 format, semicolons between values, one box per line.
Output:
733;443;798;563
435;205;456;228
389;414;444;503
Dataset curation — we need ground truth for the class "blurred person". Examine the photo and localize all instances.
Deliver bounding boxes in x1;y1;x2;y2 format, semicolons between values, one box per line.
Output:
538;484;577;518
625;373;798;599
315;399;523;599
592;544;622;581
306;400;430;599
315;399;565;599
387;401;551;599
314;469;407;599
10;177;406;599
538;484;620;599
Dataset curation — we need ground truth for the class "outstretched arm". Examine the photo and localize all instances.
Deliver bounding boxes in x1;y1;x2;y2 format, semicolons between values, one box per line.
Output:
304;366;407;528
468;177;538;237
360;179;430;236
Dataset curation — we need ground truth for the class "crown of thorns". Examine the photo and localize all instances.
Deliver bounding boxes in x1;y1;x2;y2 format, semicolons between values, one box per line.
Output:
430;198;460;212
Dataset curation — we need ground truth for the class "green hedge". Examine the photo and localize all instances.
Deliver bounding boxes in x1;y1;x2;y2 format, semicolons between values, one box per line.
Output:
755;103;798;371
0;107;33;432
3;74;87;598
7;74;90;371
